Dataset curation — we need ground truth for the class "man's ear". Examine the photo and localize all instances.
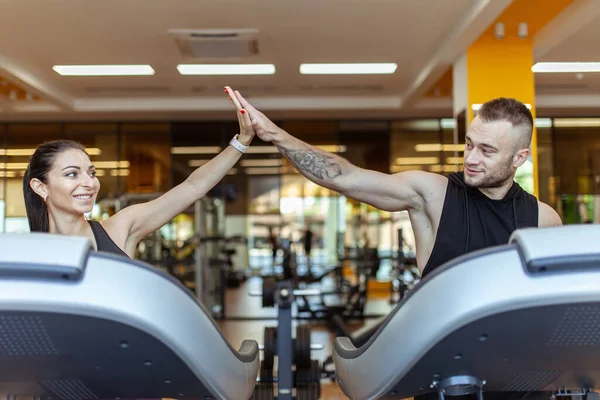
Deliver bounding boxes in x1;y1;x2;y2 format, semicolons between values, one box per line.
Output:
29;178;48;200
513;148;530;168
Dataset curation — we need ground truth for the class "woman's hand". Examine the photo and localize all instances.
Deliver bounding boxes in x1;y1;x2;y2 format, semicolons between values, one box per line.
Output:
105;86;257;255
225;86;254;146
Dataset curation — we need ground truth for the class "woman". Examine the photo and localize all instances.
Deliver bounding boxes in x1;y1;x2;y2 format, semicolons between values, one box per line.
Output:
23;86;253;258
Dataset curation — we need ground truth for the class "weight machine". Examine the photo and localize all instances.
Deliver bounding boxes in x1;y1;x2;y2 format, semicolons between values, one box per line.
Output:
250;247;323;399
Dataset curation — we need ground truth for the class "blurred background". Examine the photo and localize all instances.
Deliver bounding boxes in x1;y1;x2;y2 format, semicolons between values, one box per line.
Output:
1;1;600;397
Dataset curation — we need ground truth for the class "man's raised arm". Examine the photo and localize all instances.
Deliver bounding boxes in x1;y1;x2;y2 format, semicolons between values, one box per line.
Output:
272;130;354;192
232;88;443;212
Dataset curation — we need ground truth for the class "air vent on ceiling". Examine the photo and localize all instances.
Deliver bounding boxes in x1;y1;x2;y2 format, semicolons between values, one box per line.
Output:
169;29;260;59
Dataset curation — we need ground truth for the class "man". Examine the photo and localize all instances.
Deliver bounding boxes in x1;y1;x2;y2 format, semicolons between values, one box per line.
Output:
232;91;562;277
267;226;278;266
302;226;314;268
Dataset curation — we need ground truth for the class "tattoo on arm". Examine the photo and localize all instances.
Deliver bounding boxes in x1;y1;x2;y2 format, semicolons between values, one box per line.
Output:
279;148;343;180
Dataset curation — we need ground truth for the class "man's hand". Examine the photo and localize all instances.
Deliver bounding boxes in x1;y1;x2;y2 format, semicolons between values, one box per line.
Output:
231;89;284;143
225;86;255;146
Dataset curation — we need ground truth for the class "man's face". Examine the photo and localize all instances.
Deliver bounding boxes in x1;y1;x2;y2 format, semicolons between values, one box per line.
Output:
463;116;520;189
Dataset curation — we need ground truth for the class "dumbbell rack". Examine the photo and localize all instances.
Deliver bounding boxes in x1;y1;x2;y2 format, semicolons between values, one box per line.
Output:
252;277;322;400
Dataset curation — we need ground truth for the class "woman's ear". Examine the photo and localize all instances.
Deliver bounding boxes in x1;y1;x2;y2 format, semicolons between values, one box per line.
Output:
30;178;48;201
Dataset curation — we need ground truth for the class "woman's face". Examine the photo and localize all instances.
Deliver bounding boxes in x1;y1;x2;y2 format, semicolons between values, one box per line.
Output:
43;149;100;215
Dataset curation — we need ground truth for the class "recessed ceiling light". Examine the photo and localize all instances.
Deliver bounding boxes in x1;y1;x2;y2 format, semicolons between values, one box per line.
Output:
53;65;155;76
531;62;600;73
177;64;276;75
299;63;397;75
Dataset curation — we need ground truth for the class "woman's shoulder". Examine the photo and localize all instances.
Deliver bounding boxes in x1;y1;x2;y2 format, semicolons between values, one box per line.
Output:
97;215;129;247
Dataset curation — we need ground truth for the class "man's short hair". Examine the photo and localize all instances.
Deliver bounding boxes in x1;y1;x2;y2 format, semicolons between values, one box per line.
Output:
477;98;533;150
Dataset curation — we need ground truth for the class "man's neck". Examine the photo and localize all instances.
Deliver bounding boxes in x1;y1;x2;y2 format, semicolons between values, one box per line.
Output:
477;181;514;200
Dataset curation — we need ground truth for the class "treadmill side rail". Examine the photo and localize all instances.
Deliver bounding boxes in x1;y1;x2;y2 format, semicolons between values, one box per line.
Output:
0;233;91;281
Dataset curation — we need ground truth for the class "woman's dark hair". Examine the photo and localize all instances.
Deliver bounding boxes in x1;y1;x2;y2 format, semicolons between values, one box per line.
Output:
23;140;88;232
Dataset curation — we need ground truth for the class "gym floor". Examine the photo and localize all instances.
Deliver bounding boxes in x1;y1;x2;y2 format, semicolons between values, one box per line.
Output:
216;275;394;399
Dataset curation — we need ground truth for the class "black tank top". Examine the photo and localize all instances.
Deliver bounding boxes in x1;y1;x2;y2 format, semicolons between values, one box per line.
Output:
415;172;539;400
87;220;129;258
422;172;538;277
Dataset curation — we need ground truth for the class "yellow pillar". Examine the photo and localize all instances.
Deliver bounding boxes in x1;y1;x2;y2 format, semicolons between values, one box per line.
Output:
453;0;575;198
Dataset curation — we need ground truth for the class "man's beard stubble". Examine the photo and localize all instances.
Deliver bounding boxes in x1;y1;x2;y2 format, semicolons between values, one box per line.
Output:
464;157;514;189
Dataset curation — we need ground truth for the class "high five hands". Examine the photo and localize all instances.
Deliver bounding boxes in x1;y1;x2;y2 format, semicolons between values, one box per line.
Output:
225;86;283;144
224;86;255;146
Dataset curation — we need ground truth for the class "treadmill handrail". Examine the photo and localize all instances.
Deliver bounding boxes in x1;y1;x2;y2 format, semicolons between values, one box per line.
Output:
92;251;259;363
0;233;90;279
333;244;512;360
334;225;600;360
511;225;600;266
0;233;258;364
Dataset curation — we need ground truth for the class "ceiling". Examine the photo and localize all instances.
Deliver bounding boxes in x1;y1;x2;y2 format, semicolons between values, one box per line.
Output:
536;6;600;98
1;0;600;121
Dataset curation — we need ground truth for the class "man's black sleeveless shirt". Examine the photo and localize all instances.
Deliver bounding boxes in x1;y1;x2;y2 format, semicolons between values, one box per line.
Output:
415;172;539;400
422;172;538;277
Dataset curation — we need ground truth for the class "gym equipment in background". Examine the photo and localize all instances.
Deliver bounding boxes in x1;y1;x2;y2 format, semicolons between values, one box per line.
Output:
251;277;323;399
250;242;323;400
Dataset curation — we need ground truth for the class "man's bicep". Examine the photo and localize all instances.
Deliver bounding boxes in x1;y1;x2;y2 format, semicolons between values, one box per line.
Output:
347;170;441;212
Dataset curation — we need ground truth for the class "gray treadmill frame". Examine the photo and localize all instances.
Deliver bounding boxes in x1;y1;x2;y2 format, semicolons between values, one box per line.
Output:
333;225;600;399
0;233;259;400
